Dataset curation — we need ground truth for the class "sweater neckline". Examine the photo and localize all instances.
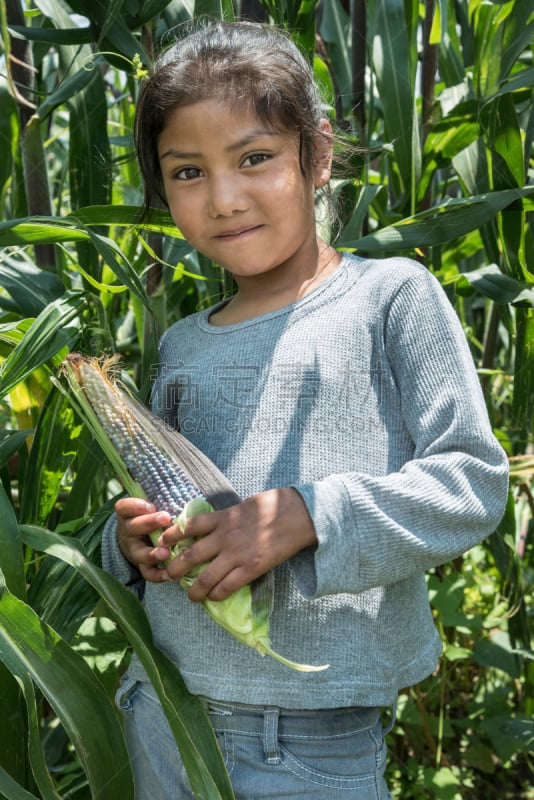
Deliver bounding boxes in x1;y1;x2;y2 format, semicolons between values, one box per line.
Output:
196;253;358;333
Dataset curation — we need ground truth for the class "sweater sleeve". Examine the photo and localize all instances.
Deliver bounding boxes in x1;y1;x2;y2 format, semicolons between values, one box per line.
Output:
291;268;509;599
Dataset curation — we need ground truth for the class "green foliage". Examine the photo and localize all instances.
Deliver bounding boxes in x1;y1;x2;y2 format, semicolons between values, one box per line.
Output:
0;0;532;797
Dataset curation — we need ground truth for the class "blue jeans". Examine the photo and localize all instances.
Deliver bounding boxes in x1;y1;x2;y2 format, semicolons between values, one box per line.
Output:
116;678;394;799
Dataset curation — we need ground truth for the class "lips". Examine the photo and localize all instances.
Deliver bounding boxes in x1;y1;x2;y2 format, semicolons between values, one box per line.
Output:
215;225;262;240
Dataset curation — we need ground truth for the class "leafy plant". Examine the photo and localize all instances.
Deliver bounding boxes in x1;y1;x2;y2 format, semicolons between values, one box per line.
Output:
0;0;532;797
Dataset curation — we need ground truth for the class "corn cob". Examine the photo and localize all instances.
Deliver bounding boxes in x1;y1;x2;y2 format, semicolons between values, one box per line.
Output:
60;354;328;672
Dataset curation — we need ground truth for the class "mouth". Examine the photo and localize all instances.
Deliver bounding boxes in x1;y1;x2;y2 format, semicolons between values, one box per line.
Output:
215;225;262;241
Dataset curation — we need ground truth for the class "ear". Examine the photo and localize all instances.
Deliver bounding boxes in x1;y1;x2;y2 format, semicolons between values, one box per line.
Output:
313;118;334;189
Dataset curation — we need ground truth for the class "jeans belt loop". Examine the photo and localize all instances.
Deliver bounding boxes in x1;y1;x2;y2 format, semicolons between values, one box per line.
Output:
262;706;281;765
383;700;398;736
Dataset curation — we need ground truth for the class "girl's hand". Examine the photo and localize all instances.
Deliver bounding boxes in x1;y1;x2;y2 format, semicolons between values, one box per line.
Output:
115;497;173;583
158;488;317;601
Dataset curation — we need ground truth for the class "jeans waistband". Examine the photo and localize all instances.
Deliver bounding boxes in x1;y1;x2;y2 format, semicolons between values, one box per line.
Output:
201;698;395;737
201;698;396;766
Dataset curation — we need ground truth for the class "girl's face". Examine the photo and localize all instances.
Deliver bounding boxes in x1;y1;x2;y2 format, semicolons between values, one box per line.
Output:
157;99;331;290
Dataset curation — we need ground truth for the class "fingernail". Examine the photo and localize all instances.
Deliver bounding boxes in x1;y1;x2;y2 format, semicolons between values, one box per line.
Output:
156;512;170;524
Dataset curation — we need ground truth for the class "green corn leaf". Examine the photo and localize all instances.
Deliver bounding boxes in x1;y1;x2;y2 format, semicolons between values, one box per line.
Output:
0;489;28;794
313;55;335;108
0;224;151;311
193;0;235;21
487;66;534;103
0;662;29;798
17;0;109;283
488;93;525;190
368;0;417;195
337;184;382;243
129;0;178;27
426;104;480;159
27;507;108;642
436;12;464;85
93;0;128;46
19;388;83;525
0;291;87;398
0;430;32;471
67;71;111;212
71;616;129;699
7;24;93;45
32;64;100;123
0;481;26;600
429;0;443;45
59;433;110;524
63;255;129;295
513;307;534;441
0;766;39;800
74;5;150;65
69;204;181;236
14;670;61;800
82;227;151;309
454;264;534;307
340;186;534;251
40;0;149;66
67;65;112;280
319;0;351;113
451;135;490;198
0;217;92;246
0;85;17;199
0;208;182;244
0;318;32;349
472;1;504;96
499;3;534;82
0;258;65;316
17;525;235;800
0;570;135;800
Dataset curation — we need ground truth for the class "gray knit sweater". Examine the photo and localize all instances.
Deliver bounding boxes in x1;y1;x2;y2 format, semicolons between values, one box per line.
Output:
102;253;508;708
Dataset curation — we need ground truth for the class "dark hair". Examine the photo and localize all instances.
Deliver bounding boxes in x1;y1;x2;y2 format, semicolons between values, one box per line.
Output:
134;20;330;215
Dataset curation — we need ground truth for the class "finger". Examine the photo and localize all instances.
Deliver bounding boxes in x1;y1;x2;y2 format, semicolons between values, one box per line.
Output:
157;521;183;548
156;506;221;548
117;523;165;563
179;549;251;602
139;563;171;583
165;532;221;582
127;537;170;563
206;567;251;601
115;497;156;517
187;561;252;602
183;508;224;537
122;511;173;539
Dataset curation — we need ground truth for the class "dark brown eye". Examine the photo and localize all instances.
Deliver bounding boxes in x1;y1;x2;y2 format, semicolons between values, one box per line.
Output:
175;166;202;180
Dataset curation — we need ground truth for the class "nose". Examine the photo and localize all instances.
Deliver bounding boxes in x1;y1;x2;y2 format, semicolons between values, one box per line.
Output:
207;173;248;218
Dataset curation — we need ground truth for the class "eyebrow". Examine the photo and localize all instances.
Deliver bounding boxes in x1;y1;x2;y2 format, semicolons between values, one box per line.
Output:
159;129;279;161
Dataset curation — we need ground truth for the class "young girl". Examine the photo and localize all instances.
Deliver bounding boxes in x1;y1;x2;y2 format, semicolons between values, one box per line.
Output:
103;20;509;799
